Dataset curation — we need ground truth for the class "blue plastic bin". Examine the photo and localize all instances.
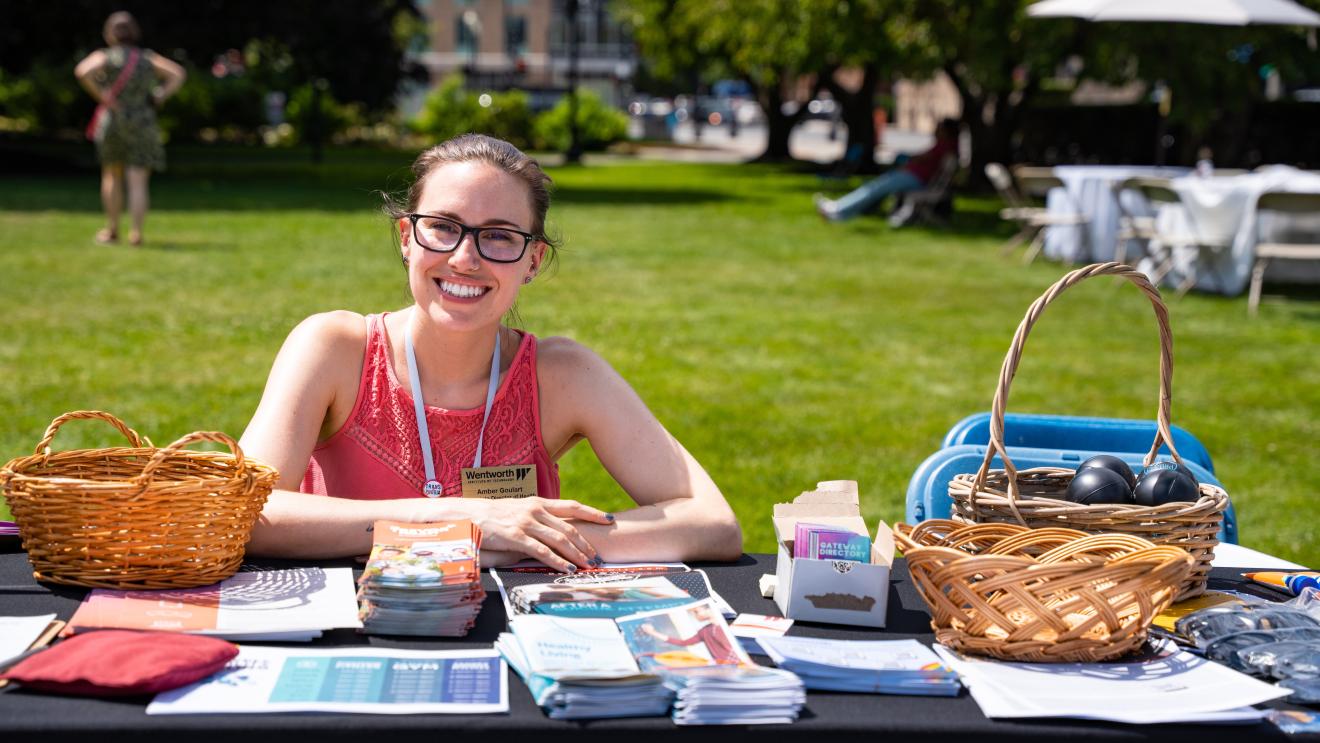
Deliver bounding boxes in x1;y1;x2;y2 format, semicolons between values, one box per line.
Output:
940;413;1215;475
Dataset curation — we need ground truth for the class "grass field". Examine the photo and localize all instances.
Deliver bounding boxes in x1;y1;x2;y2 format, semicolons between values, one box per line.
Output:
1;145;1316;567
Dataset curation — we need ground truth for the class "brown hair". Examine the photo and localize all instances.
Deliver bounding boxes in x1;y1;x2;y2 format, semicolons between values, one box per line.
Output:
103;11;141;46
389;133;556;245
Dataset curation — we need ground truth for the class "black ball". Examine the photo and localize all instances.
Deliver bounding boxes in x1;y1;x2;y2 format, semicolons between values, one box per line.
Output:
1141;459;1199;487
1065;467;1134;505
1077;455;1136;489
1133;469;1201;506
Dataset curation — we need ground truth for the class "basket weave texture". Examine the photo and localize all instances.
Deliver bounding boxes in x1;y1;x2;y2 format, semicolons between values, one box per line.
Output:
948;262;1228;601
0;411;278;589
896;519;1192;662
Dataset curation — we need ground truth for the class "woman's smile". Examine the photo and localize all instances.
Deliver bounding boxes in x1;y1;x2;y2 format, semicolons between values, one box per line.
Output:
435;277;491;302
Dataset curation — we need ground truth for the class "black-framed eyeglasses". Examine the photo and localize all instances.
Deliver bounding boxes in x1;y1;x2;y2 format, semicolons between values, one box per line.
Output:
406;213;538;263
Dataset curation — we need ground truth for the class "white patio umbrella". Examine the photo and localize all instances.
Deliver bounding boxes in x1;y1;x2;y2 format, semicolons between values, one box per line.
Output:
1027;0;1319;162
1027;0;1320;26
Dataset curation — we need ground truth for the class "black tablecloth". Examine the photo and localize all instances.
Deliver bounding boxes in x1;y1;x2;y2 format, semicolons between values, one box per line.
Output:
0;546;1311;742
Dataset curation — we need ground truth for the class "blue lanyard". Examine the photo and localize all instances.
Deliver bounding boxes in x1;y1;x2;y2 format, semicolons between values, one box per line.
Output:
404;325;501;498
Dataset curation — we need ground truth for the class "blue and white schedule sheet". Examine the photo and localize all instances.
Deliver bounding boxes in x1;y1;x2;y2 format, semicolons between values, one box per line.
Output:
147;646;508;715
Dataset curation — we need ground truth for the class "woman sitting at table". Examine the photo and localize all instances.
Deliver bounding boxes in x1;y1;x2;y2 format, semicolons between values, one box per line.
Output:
239;134;741;569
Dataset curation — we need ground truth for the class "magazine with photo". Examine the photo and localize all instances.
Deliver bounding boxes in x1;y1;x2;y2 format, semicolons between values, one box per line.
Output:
615;599;752;672
491;562;735;619
361;520;480;587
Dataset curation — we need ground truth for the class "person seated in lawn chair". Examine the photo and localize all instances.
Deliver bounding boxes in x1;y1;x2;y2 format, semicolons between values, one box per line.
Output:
239;134;741;569
814;118;960;222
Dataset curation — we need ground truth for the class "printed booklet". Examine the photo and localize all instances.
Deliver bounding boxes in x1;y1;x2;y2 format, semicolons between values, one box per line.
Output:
758;636;961;695
508;577;693;619
358;520;485;637
64;568;362;641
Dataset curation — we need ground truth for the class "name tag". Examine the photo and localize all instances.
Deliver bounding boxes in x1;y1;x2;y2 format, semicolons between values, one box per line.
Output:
461;464;538;499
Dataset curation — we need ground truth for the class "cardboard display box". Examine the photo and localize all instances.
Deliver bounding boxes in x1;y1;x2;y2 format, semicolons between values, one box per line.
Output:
772;481;894;628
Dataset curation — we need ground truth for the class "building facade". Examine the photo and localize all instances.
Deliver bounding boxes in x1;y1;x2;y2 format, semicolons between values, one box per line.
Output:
414;0;636;108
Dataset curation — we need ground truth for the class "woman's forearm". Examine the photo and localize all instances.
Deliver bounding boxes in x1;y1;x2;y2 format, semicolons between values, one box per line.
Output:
573;496;742;563
246;489;478;559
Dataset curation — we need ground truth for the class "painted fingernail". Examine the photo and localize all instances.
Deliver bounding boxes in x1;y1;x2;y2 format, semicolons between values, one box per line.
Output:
590;556;603;567
605;513;616;522
564;564;577;573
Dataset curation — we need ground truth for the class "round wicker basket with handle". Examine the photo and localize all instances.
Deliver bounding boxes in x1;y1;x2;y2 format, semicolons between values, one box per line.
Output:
947;263;1228;601
896;519;1193;662
0;410;278;589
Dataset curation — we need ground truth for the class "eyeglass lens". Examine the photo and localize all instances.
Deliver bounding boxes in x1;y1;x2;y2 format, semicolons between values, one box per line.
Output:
414;216;527;262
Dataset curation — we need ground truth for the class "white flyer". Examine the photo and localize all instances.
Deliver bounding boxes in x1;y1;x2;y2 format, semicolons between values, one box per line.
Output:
0;614;57;665
933;641;1286;724
148;645;508;715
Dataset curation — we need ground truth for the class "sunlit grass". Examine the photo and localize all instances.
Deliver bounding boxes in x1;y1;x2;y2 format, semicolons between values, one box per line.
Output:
1;145;1315;566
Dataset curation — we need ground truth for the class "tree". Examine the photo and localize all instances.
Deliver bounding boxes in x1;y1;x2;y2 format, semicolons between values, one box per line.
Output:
806;0;940;173
909;0;1088;186
617;0;823;162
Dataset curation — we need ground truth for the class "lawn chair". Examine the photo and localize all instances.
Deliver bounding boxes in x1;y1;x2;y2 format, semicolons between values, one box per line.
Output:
985;163;1087;263
1133;177;1232;296
1249;191;1320;316
939;412;1215;474
888;153;959;228
904;444;1238;544
1112;177;1159;265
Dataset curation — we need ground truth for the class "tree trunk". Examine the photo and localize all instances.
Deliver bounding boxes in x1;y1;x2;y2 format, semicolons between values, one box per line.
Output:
821;65;881;174
947;65;1027;191
751;79;808;163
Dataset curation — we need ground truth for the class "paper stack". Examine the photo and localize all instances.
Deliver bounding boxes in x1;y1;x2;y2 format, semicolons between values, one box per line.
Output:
497;615;673;719
616;599;805;725
759;636;961;695
933;641;1290;724
358;520;485;637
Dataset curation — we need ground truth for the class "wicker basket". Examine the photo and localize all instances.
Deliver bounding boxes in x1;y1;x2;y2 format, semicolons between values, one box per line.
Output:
896;519;1193;662
948;262;1229;601
0;411;278;589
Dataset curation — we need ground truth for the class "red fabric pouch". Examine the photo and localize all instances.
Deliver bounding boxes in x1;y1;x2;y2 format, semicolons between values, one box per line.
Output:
0;629;238;696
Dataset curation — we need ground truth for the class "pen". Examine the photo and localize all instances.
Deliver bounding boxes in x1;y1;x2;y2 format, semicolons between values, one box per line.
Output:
1242;571;1320;596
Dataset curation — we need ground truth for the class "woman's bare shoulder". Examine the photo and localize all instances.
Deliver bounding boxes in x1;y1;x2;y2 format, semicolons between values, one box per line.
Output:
285;310;370;361
74;50;107;78
537;335;612;379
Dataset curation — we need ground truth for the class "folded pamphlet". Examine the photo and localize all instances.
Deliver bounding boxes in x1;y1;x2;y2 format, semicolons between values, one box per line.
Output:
508;577;692;618
793;521;872;563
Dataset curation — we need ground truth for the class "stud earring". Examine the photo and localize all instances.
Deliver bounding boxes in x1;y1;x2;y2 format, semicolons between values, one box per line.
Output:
401;255;409;266
523;274;534;284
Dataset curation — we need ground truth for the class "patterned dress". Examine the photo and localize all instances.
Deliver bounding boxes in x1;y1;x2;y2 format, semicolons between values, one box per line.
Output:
92;45;166;170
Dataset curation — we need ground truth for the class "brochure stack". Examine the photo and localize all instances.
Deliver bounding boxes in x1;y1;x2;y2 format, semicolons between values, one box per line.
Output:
358;520;484;637
759;637;961;695
497;615;673;719
616;600;805;725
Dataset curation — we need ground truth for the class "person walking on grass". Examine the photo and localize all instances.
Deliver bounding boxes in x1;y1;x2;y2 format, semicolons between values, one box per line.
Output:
238;133;743;570
74;11;185;246
814;118;960;222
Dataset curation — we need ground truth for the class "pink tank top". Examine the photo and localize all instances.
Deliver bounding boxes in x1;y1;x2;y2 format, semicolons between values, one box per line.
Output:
301;313;560;500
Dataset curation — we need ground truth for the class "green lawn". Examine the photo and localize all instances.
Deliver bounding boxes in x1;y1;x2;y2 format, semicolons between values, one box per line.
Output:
1;145;1316;567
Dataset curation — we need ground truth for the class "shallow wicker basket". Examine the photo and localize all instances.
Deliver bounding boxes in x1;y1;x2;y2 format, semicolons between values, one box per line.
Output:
948;263;1229;601
896;519;1193;662
0;411;278;589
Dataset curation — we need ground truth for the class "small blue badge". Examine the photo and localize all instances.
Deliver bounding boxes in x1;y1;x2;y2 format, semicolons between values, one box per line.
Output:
423;480;443;498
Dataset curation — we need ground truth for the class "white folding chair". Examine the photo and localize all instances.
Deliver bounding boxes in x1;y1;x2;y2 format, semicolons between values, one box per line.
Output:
1249;191;1320;316
1112;177;1158;265
1134;178;1232;296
